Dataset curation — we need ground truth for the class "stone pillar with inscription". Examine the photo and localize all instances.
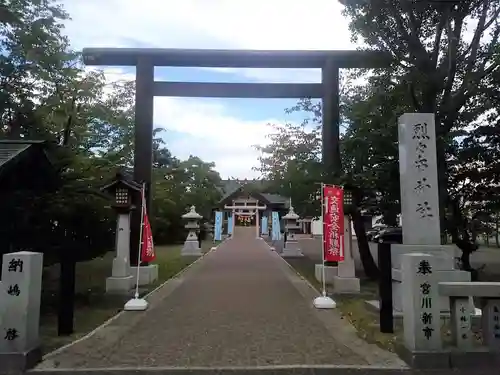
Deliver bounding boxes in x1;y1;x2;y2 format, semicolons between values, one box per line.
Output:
227;212;233;237
333;215;360;293
255;209;260;239
0;252;43;372
482;299;500;351
401;253;444;367
391;113;471;314
437;281;500;365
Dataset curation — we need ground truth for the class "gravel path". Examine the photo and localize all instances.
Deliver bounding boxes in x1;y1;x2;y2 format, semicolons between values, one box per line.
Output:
36;228;405;369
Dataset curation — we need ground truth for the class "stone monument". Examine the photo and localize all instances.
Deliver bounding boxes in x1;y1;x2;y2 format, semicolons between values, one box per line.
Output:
281;206;303;257
333;215;360;293
182;205;203;256
439;282;500;351
227;213;233;237
101;172;139;294
401;260;500;369
0;252;43;372
400;253;445;368
391;113;471;314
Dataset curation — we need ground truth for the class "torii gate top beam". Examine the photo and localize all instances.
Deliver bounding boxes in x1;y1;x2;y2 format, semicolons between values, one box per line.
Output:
82;48;390;69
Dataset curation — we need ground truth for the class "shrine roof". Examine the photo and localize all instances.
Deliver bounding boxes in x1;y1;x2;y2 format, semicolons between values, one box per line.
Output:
260;193;289;205
0;140;57;188
101;169;142;192
0;140;45;169
218;179;289;206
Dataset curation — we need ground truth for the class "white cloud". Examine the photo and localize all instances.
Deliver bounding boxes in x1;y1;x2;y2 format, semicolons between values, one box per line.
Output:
62;0;351;83
168;135;264;179
98;67;279;179
63;0;350;50
154;97;279;177
62;0;354;177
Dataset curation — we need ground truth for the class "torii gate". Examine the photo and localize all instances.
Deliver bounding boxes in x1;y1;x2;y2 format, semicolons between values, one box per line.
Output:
82;48;390;264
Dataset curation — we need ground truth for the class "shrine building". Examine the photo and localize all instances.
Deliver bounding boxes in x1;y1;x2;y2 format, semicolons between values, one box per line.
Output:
216;179;289;228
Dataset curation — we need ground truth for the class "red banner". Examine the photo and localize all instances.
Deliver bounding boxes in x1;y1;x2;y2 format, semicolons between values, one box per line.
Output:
323;185;344;262
141;207;156;263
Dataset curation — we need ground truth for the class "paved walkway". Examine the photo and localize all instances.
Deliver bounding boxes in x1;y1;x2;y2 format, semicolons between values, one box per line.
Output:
36;227;405;369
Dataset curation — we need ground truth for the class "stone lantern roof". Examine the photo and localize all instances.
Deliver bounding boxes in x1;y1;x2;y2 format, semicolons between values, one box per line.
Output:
283;206;299;220
182;205;202;220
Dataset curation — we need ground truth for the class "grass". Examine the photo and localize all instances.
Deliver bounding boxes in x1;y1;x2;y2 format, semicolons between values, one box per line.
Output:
39;241;217;354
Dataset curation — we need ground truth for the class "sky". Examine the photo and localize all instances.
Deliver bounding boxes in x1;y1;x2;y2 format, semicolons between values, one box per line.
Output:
61;0;354;179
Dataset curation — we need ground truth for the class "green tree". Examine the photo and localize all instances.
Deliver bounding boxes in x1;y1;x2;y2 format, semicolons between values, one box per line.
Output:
254;105;323;217
254;98;381;278
0;0;73;137
152;154;222;244
341;0;500;244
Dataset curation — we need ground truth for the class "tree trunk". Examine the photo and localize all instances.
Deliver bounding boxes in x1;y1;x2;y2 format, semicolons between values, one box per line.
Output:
58;247;76;336
449;197;464;242
471;220;478;242
351;208;379;280
382;210;398;227
495;214;499;248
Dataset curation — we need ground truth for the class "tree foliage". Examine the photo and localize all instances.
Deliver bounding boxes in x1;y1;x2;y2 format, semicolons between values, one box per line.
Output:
0;0;223;264
255;0;500;278
254;103;323;217
341;0;500;243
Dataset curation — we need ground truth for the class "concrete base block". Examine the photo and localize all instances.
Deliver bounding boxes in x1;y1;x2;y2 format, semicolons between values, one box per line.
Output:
281;242;303;257
314;264;338;285
281;250;304;257
105;275;133;294
130;264;159;286
333;276;360;294
396;346;451;369
181;240;202;256
0;346;42;373
449;348;500;369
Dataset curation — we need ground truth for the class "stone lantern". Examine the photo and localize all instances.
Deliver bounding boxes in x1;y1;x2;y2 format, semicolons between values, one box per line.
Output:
101;171;141;294
281;206;303;257
181;205;203;256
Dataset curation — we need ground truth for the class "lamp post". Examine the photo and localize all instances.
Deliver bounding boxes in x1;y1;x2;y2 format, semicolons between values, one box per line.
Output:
342;186;354;259
101;171;142;294
343;188;353;211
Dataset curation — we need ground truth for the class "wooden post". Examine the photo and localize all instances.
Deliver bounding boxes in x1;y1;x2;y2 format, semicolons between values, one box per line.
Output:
130;58;154;266
378;242;394;333
321;58;340;180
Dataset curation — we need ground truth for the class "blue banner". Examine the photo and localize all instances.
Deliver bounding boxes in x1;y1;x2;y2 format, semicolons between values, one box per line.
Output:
214;211;223;241
228;215;233;235
271;211;281;240
261;216;268;235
